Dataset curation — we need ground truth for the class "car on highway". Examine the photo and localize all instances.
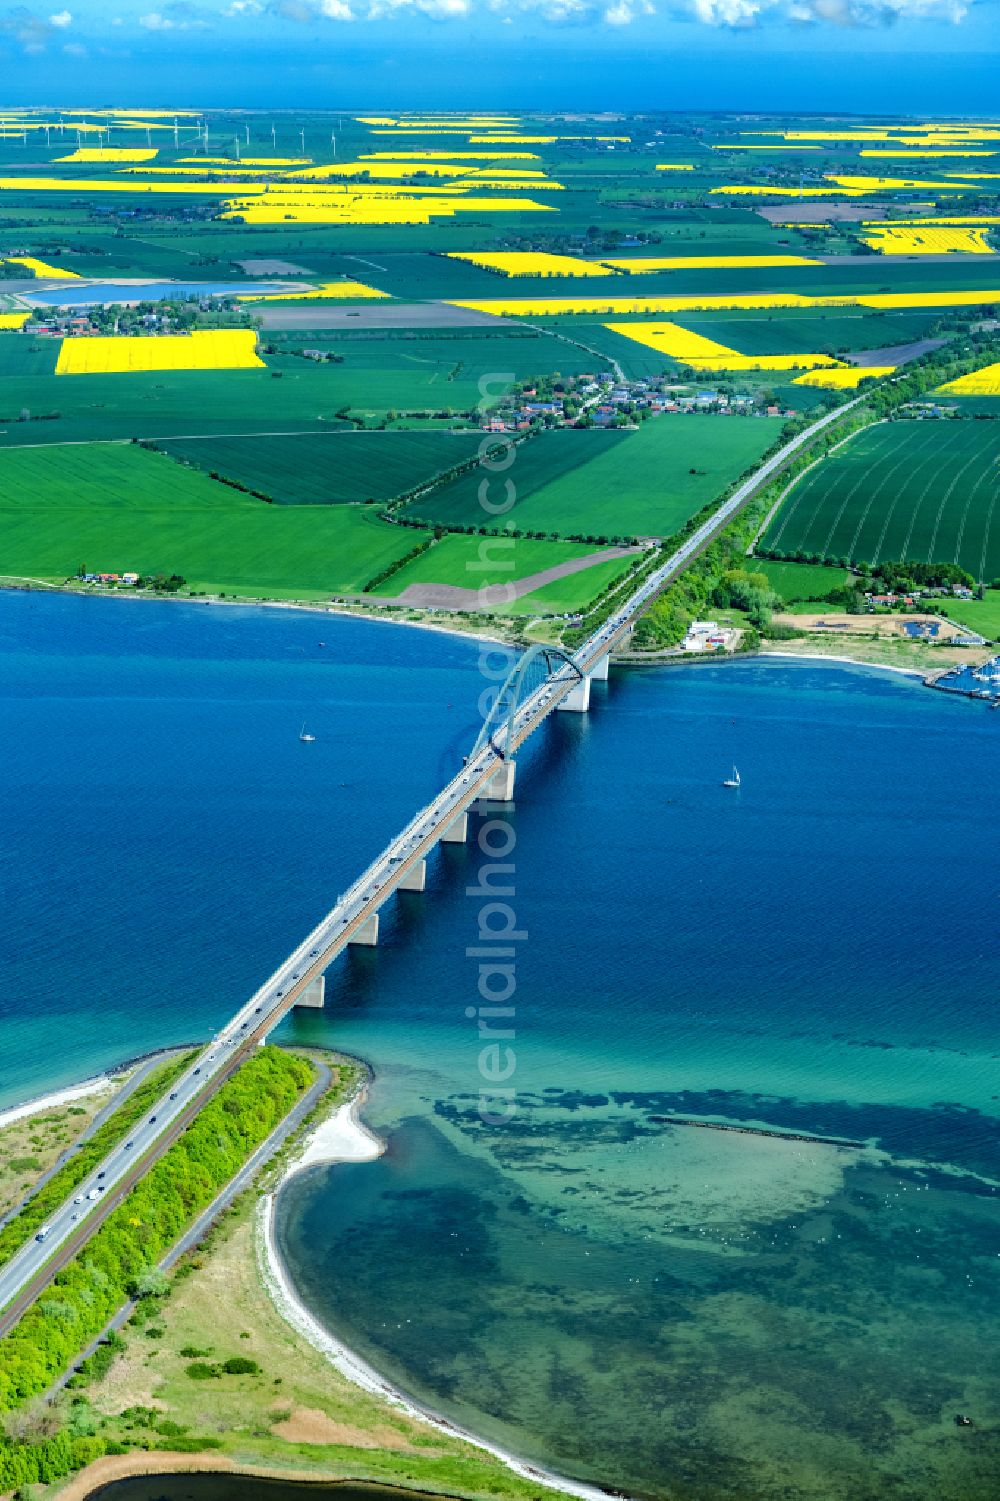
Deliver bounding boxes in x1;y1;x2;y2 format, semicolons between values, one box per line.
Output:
170;1092;178;1100
35;1226;51;1242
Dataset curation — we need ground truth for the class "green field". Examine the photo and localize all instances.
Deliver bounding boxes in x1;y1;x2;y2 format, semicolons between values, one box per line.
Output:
762;420;1000;579
935;588;1000;640
0;333;60;378
754;559;851;601
403;416;782;539
368;532;631;612
0;327;609;446
0;443;426;595
156;431;484;504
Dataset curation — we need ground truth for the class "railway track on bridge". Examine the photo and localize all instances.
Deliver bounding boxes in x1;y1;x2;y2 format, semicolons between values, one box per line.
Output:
0;392;866;1339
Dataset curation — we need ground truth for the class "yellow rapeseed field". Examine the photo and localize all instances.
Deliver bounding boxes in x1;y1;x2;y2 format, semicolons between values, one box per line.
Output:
859;150;997;159
602;255;822;271
449;289;1000;317
237;280;387;302
859;290;1000;308
861;225;995;254
55;148;159;162
0;313;30;329
826;174;984;192
177;157;311;166
6;256;80;279
55;329;265;376
936;361;1000;395
361;151;540;161
0;176;264;195
224;191;557;224
793;367;896;389
602;322;843;372
445;252;604;277
654;164;696;170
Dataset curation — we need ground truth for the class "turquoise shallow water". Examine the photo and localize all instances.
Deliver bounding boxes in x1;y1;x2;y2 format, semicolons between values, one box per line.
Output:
3;592;999;1499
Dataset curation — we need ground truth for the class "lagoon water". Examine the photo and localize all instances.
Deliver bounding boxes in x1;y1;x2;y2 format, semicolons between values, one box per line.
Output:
30;282;281;305
3;591;999;1500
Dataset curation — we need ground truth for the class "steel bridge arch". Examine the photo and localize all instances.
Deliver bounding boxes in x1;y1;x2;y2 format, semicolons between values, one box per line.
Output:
470;643;584;763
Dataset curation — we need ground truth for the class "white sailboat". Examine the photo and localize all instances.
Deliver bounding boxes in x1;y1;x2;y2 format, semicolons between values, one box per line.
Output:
299;722;316;743
723;765;740;788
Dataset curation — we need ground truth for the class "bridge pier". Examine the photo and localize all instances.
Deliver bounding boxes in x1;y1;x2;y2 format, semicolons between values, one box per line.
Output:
441;812;468;844
294;974;326;1010
590;652;610;682
397;859;427;892
483;760;515;803
557;674;591;713
349;914;379;947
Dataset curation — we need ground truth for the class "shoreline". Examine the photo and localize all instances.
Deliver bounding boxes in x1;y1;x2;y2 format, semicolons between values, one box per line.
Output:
260;1087;615;1501
0;579;509;649
756;648;928;678
0;1075;115;1132
0;1043;198;1131
53;1452;472;1501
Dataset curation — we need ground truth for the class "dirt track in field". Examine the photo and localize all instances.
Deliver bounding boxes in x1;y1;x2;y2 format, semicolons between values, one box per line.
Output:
368;545;639;611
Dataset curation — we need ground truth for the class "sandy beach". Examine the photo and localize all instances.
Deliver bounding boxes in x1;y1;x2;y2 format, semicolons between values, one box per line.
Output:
0;1075;115;1132
758;648;928;678
280;1090;385;1182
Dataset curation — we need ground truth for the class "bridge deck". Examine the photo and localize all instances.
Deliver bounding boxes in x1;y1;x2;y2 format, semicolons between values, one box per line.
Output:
0;393;866;1332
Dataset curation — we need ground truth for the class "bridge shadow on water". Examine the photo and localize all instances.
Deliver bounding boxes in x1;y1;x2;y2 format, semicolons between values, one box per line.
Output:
280;670;615;1044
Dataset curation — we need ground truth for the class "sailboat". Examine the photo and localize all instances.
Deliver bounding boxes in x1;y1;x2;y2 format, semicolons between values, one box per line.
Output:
722;765;740;788
299;722;316;743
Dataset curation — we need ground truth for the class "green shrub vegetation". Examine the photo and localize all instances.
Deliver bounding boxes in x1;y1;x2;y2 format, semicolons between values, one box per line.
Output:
0;1046;313;1417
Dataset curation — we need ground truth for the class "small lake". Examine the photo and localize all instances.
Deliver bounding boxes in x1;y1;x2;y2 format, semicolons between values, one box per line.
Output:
29;282;287;306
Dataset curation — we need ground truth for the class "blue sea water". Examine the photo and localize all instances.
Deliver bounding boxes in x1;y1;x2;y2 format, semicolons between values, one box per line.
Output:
2;591;999;1499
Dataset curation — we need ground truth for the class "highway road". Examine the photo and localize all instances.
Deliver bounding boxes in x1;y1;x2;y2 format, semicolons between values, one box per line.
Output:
0;392;865;1331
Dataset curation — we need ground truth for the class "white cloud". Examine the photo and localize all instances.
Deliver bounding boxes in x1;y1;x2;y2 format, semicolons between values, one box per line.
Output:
49;7;71;23
263;0;970;24
138;1;208;24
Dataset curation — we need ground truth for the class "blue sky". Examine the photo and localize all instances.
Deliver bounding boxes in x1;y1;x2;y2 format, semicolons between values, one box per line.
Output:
0;0;998;110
